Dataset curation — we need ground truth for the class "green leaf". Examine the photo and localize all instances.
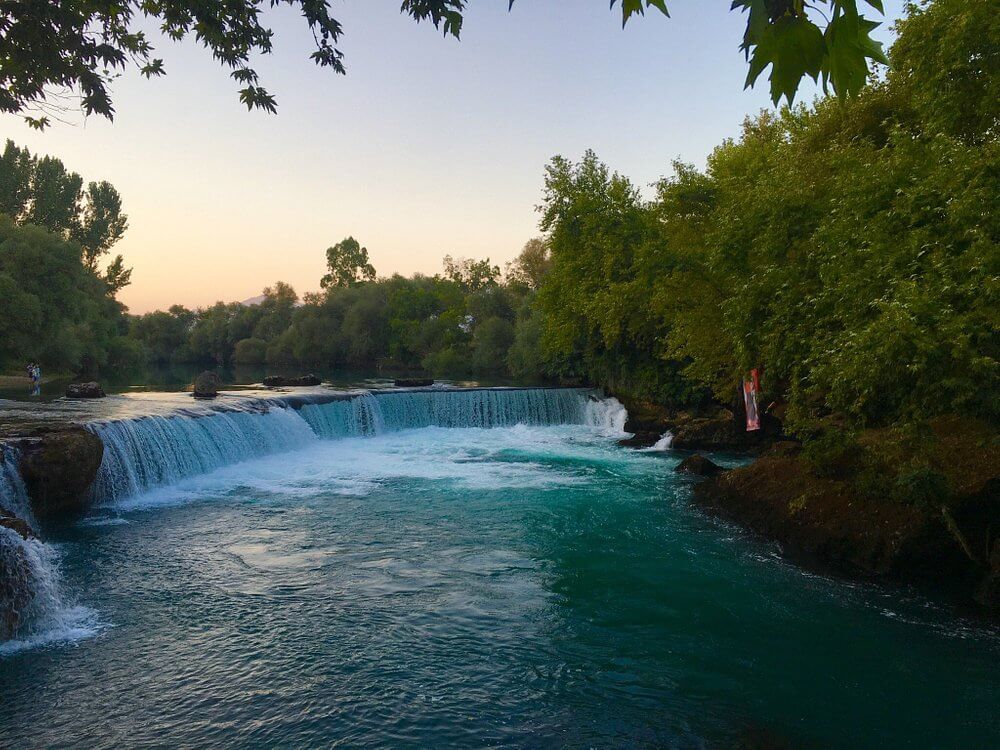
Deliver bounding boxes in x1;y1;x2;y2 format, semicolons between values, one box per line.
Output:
745;16;825;104
823;13;888;98
613;0;670;28
23;116;50;131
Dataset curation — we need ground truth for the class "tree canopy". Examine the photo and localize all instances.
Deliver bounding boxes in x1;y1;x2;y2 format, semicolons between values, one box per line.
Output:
529;0;998;429
321;237;376;289
0;139;131;292
0;0;888;129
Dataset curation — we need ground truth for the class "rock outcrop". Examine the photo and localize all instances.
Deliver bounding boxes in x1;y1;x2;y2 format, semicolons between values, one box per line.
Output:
693;418;1000;619
0;507;39;640
675;454;723;477
0;507;36;541
613;392;783;452
65;381;106;399
262;374;321;387
0;527;34;641
618;396;673;447
193;371;222;399
17;425;104;521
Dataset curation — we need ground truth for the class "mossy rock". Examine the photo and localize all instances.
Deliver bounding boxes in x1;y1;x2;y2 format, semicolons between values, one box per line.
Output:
17;425;104;521
193;371;222;399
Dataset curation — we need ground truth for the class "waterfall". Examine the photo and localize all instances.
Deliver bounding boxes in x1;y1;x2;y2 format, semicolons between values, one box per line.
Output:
643;432;675;452
299;388;591;437
0;445;75;647
0;446;31;523
582;395;629;435
90;403;318;503
89;388;626;504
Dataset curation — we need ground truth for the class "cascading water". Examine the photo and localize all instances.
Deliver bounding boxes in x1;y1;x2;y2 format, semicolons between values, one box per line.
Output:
89;388;627;504
0;445;31;523
90;404;318;503
644;432;675;452
0;445;83;649
300;388;602;437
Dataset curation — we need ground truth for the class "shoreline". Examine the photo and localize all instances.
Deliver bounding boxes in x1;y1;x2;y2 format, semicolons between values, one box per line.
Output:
688;425;1000;622
610;393;1000;621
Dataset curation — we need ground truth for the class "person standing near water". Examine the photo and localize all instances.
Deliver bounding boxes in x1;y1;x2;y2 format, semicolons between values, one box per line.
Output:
27;363;41;395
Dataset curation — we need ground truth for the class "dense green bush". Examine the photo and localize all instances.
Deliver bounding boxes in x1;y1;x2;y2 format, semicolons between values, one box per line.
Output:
233;338;267;364
0;216;136;373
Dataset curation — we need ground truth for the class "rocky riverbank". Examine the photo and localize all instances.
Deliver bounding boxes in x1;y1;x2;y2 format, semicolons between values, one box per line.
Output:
691;417;1000;619
614;393;781;452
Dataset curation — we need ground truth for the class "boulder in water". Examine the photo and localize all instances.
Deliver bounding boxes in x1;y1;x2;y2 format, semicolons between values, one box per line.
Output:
394;378;434;387
65;382;105;399
618;432;661;448
0;508;36;541
18;425;104;521
675;454;723;477
262;374;321;387
193;371;222;399
0;522;35;640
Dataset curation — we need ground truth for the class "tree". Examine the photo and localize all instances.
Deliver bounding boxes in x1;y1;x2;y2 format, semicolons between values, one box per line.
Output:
442;255;500;292
505;237;552;290
889;0;1000;144
0;140;131;293
74;181;129;270
320;237;376;289
128;305;196;363
23;156;82;235
0;1;888;129
253;281;299;341
528;0;998;429
471;316;515;374
0;216;135;372
0;141;32;217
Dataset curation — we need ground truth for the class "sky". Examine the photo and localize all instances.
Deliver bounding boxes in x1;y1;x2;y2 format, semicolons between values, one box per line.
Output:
1;1;905;314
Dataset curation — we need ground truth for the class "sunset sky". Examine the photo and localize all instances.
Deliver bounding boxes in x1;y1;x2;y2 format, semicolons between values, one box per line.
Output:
1;1;904;314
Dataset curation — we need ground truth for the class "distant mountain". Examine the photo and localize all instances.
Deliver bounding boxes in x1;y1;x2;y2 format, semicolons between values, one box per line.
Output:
240;294;266;307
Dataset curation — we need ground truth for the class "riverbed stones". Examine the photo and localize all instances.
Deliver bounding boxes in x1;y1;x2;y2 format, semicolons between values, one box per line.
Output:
193;371;222;398
618;432;662;448
17;426;104;521
394;378;434;387
675;454;723;477
65;382;105;399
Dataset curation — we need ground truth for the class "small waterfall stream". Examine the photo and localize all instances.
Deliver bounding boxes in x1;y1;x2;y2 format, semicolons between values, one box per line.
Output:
0;445;30;523
1;445;74;646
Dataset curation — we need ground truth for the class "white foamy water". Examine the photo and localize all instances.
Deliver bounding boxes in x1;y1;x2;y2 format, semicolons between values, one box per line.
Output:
0;528;102;656
642;432;675;452
583;396;629;436
89;388;625;505
1;446;102;654
108;422;639;513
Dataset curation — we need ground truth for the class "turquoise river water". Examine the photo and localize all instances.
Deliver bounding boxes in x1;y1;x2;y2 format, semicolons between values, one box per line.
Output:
0;387;997;748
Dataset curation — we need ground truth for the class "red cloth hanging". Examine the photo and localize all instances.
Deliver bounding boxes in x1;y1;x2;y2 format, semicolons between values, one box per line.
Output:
743;369;761;431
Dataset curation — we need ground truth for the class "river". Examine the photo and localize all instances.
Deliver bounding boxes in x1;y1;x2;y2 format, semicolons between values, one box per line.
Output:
1;387;997;747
